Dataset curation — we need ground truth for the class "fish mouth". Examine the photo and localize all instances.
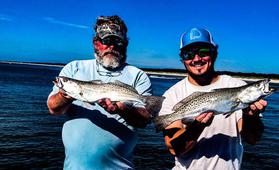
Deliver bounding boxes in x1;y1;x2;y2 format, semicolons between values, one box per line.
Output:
53;77;63;88
264;79;270;93
262;79;277;94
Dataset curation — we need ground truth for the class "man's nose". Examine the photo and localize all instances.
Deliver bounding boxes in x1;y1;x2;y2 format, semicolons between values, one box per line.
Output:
107;44;115;50
192;54;202;61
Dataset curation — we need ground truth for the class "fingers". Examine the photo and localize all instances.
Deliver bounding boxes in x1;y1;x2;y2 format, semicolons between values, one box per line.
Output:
115;102;126;111
259;99;267;106
255;99;267;109
196;112;214;124
98;99;107;109
246;99;267;116
98;99;124;113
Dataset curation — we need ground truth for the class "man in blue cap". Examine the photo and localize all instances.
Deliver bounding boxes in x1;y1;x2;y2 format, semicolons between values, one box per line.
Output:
158;28;267;169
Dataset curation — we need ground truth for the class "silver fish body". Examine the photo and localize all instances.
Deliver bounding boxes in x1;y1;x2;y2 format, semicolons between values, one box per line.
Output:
154;79;275;131
54;76;165;114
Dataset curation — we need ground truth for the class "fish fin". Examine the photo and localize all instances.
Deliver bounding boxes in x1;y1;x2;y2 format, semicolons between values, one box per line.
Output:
112;80;139;93
224;99;241;118
59;89;67;94
232;98;241;109
121;100;138;107
143;96;165;116
224;112;232;118
90;80;104;84
210;86;237;92
172;92;205;111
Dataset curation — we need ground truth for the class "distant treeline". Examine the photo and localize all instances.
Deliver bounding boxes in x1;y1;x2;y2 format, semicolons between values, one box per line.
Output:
142;68;279;79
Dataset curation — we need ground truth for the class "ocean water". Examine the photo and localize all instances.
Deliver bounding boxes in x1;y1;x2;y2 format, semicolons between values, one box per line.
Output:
0;63;278;170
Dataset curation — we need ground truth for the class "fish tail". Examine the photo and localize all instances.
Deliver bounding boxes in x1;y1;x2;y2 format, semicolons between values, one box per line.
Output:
143;96;165;116
153;114;173;132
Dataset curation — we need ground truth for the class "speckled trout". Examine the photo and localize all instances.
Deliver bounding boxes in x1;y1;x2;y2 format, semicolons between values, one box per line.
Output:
54;76;165;115
154;79;276;131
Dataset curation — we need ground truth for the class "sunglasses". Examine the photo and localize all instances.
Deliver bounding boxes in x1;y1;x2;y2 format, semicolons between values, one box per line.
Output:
180;48;214;60
99;37;126;48
96;62;122;77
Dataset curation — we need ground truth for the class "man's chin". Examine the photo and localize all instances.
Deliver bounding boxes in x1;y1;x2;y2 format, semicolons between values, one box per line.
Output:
103;53;116;58
99;58;122;70
189;66;207;74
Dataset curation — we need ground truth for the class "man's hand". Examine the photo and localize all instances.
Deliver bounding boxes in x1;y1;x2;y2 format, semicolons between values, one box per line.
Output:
98;98;151;128
195;112;214;125
243;99;267;116
164;112;214;155
239;99;266;145
47;90;74;115
97;98;127;114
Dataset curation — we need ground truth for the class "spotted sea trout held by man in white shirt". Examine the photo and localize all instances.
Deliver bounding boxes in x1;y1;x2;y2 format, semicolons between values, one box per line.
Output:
154;79;276;131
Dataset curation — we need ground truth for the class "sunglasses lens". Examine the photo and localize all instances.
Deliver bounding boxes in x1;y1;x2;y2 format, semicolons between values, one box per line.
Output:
181;48;213;60
180;51;195;60
100;37;125;48
186;52;195;60
100;38;110;45
198;48;211;57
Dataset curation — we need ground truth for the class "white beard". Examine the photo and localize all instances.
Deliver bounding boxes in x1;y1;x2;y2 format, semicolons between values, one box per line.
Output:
94;49;126;70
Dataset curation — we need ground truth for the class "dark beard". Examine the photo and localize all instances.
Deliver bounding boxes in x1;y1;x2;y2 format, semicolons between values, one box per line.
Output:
187;67;217;86
95;48;127;70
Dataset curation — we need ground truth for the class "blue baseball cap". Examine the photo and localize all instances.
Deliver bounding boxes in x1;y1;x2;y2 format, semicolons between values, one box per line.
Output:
180;28;217;49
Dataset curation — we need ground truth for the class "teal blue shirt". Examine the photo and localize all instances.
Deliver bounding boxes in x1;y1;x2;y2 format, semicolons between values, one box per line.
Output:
49;59;152;170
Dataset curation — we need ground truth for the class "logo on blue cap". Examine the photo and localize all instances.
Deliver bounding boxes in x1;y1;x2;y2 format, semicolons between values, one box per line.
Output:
190;28;203;40
180;28;216;49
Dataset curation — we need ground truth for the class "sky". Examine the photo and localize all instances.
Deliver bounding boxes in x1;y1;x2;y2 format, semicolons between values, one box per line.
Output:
0;0;279;74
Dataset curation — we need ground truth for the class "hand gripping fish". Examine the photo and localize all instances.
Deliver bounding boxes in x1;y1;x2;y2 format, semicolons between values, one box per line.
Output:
53;76;165;115
154;79;276;131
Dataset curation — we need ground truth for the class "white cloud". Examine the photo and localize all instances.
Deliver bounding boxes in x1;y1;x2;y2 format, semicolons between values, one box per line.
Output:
43;17;89;29
0;14;13;22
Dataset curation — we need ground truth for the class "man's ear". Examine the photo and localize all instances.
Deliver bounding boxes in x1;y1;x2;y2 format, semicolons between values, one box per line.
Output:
93;39;99;49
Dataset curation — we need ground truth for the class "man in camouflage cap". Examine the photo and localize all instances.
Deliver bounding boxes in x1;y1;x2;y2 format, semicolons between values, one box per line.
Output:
47;15;154;169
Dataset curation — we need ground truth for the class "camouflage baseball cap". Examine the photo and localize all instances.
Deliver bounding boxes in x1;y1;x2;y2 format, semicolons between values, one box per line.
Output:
95;16;127;40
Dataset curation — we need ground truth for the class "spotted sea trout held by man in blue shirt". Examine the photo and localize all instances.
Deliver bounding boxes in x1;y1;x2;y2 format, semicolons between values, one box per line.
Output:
54;76;164;115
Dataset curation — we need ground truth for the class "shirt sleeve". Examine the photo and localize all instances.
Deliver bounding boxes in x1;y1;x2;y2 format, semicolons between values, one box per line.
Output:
134;70;152;96
158;87;177;116
235;110;243;122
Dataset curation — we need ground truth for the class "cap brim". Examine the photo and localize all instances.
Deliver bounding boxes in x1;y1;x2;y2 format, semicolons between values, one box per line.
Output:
181;42;216;50
99;34;124;40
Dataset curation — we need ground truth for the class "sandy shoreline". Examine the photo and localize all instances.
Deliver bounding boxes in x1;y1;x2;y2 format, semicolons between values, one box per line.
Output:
146;70;279;83
1;61;279;84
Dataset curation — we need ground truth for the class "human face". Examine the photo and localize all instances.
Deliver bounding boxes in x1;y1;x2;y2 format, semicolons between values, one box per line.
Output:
94;36;127;70
181;46;215;76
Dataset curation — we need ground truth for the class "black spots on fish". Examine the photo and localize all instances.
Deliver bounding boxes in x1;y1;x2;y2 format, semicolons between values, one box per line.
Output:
79;92;83;96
